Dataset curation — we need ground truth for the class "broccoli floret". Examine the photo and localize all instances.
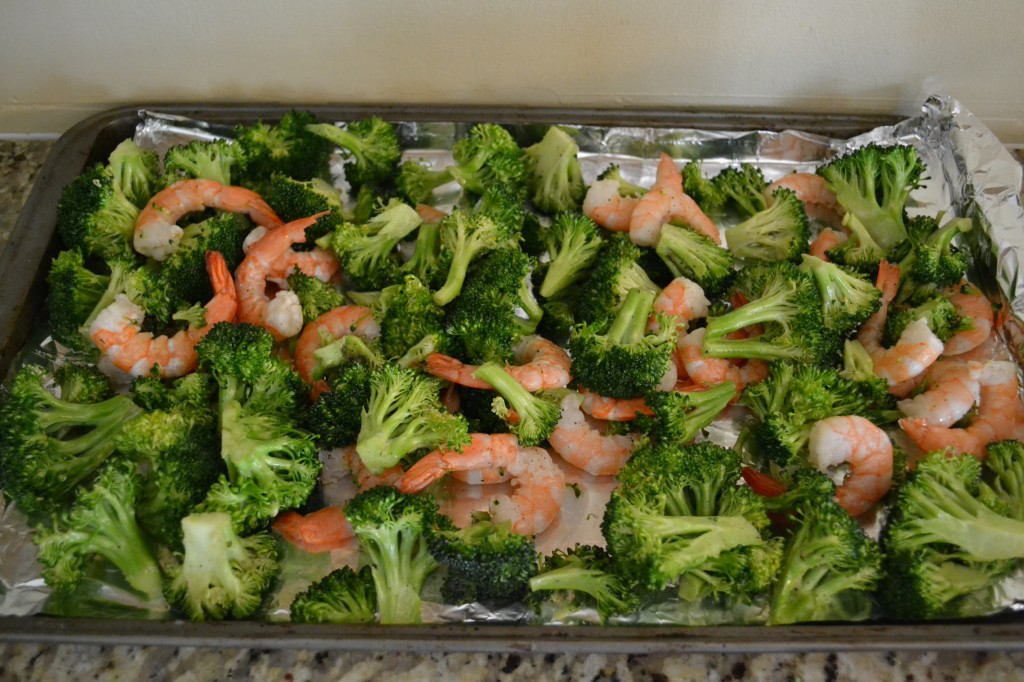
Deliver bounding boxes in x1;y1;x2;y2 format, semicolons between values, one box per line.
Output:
838;339;898;423
397;159;455;205
725;188;810;263
290;564;377;623
536;299;575;347
317;199;423;291
522;126;585;214
768;471;882;624
54;362;114;404
986;440;1024;521
529;544;640;622
164;511;279;620
740;361;873;467
194;323;321;534
355;364;470;474
428;514;538;606
401;220;447;289
344;485;443;623
447;123;526;198
262;174;345;244
818;143;925;268
233;110;333;184
0;364;143;515
107;139;160;209
284;270;347;325
682;161;727;215
163;139;238;186
159;212;250;306
799;253;881;338
445;248;541;365
576;234;661;325
702;260;826;365
33;457;163;603
374;275;446;360
883;295;968;346
56;163;140;261
635;381;737;447
472;362;561;447
114;399;222;548
655;222;736;296
569;288;676;399
45;250;136;352
597;164;647;198
899;215;972;291
432;207;520;306
538;211;604;299
129;370;216;411
604;442;782;601
306;117;401;189
878;448;1024;620
712;164;768;217
300;363;372;450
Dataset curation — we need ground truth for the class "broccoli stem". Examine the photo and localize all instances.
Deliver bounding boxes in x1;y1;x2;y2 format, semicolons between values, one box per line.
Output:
433;245;476;306
607;288;656;345
359;525;434;623
87;486;165;602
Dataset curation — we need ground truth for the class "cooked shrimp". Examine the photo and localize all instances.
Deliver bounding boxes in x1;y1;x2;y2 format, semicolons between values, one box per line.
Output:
808;227;848;261
415;204;448;224
582;179;639;232
807;415;893;517
858;261;943;386
676;327;742;388
424;335;572;392
235;212;328;341
943;281;994;356
897;359;982;427
293;305;380;397
767;172;843;227
341;445;404;491
134;179;283;261
90;251;237;378
577;389;653;421
243;225;341;284
900;360;1024;458
649;276;709;334
398;435;566;535
548;393;640;476
630;153;721;247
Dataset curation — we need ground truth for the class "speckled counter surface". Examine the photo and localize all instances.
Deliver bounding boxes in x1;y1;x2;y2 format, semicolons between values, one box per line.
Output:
3;139;1024;681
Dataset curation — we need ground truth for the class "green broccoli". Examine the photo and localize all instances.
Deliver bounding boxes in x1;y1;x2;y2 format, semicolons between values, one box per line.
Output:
401;220;447;289
164;511;279;620
472;362;561;446
374;274;447;360
428;514;538;607
712;164;769;217
355;363;470;474
522;126;585;214
289;565;377;623
575;234;662;326
597;164;647;198
301;362;373;450
568;288;676;399
898;214;972;292
655;222;736;296
883;295;968;346
448;123;526;198
158;212;250;307
305;117;401;188
233;110;333;184
53;361;114;404
798;253;881;338
194;322;321;534
262;174;345;244
45;250;136;352
682;161;727;215
432;207;520;306
318;199;423;291
397;158;455;205
538;211;604;299
163;139;238;186
634;381;738;448
0;363;143;515
285;270;348;325
107;139;160;209
725;188;810;263
344;485;443;623
529;544;640;622
33;457;163;604
56;163;140;261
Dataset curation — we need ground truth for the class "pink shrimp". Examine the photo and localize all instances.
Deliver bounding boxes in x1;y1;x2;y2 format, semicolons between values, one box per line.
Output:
943;281;995;356
134;179;282;261
900;360;1024;458
548;393;640;476
808;228;848;261
857;261;943;387
424;335;571;392
90;251;237;378
293;305;381;397
628;154;721;247
897;358;983;427
242;224;342;284
582;179;640;232
234;212;328;341
398;435;566;536
807;415;893;517
341;445;404;491
676;327;742;387
649;276;709;334
767;172;843;227
577;389;653;422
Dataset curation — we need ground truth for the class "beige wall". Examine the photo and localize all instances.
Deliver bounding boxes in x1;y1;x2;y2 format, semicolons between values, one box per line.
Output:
2;1;1022;144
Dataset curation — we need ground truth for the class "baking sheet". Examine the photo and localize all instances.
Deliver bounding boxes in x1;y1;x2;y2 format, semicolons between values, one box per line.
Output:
2;97;1024;649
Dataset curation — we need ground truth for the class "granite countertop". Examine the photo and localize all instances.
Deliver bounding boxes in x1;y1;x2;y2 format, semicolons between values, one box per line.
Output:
2;138;1024;681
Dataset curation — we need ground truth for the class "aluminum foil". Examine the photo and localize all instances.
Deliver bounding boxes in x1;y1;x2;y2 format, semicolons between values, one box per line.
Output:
2;95;1023;625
